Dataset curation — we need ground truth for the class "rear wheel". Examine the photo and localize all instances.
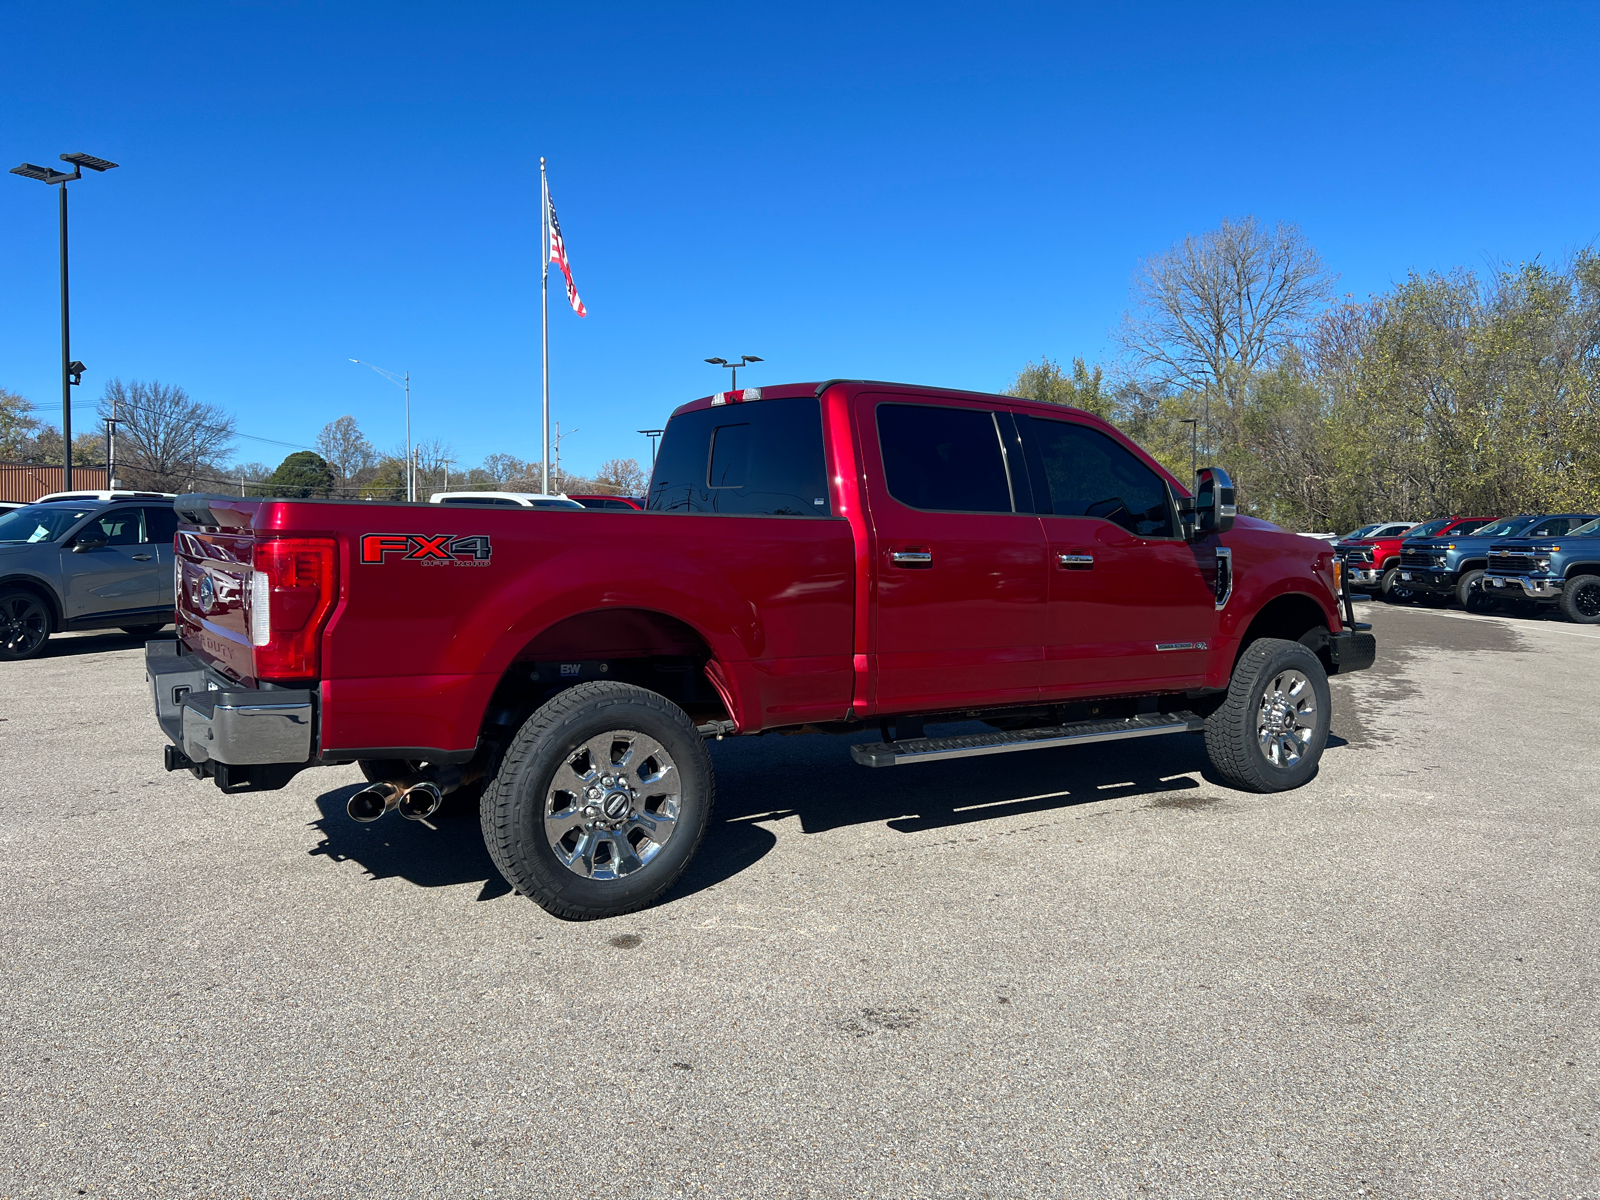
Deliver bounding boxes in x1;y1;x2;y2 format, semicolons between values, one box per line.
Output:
0;590;51;661
1559;575;1600;624
481;681;713;920
1457;569;1492;611
1204;638;1331;793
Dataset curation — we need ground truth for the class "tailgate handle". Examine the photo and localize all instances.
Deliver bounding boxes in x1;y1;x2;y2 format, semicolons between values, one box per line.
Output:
1058;553;1094;569
890;550;933;568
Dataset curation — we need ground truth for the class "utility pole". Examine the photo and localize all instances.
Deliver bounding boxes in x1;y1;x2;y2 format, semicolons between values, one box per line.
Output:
553;422;578;494
1180;417;1198;481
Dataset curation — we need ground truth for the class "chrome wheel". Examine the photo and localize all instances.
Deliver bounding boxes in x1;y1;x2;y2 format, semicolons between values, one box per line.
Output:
1256;668;1316;769
544;730;680;880
0;592;49;659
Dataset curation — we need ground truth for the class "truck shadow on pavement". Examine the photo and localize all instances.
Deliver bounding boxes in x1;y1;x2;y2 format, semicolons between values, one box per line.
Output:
305;723;1353;907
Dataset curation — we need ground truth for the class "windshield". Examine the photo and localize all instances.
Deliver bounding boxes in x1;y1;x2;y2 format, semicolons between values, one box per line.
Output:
1343;524;1379;540
1470;516;1531;539
1405;519;1452;539
0;504;96;545
1571;518;1600;537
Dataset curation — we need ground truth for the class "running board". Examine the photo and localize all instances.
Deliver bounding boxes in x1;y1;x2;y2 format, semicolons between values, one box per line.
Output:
850;711;1204;767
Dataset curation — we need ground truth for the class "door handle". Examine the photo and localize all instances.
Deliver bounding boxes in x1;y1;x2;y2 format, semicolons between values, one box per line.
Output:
890;550;933;568
1058;553;1094;570
132;553;154;561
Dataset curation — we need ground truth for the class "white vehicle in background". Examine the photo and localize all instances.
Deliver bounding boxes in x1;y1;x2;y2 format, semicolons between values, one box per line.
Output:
428;491;585;510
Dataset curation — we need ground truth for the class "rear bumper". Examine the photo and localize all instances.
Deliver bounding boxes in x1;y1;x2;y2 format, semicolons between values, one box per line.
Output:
146;641;314;790
1328;630;1377;674
1484;574;1562;600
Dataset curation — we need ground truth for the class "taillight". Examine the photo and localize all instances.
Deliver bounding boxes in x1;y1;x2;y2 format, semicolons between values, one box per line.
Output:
248;537;338;681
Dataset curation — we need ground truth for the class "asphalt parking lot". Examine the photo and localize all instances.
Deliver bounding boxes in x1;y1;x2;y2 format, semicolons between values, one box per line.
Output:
3;601;1598;1200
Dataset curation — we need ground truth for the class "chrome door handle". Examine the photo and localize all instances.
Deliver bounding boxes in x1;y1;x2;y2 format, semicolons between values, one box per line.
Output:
1058;553;1094;569
132;554;154;561
890;550;933;568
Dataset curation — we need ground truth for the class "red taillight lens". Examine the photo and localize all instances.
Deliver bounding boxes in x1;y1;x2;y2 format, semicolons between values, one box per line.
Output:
248;537;338;681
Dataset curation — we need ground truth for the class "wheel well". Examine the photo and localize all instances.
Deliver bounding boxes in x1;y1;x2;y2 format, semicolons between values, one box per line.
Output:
1237;593;1334;673
480;608;732;742
1564;564;1600;579
0;577;61;630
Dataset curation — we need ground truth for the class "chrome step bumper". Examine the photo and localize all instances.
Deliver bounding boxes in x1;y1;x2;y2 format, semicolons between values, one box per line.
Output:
851;710;1204;768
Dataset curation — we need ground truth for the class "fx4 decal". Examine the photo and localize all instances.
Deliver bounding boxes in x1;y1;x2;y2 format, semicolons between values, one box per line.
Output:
360;533;492;566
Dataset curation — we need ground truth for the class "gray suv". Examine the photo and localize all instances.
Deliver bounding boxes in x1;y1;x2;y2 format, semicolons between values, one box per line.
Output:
0;500;178;660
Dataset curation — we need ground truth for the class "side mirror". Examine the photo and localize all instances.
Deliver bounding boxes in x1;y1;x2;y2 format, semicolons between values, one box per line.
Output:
71;535;109;553
1188;467;1235;539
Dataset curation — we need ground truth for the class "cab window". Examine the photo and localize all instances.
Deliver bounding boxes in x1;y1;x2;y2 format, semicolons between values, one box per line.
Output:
1020;417;1175;538
875;404;1013;513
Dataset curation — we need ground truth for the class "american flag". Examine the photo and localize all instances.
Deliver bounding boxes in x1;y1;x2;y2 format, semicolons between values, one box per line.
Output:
546;190;586;317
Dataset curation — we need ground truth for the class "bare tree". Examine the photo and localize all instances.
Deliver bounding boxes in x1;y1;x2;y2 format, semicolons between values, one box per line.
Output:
316;415;377;489
1118;216;1336;399
100;379;235;492
593;457;648;495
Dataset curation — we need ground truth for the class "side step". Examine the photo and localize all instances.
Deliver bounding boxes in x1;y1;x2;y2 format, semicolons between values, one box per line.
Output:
850;710;1204;768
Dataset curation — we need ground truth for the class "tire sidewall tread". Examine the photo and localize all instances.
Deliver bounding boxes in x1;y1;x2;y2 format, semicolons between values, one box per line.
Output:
481;681;714;920
1204;637;1332;793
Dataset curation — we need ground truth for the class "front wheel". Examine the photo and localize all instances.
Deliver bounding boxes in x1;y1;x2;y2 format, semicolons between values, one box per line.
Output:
1379;566;1414;603
0;590;52;661
1559;576;1600;624
1204;638;1332;792
1457;569;1492;611
481;681;714;920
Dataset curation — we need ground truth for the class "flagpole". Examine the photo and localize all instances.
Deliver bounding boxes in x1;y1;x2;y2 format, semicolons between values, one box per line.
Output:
541;157;551;496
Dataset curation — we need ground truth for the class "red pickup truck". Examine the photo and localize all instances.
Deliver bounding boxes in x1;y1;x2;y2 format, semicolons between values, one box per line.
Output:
147;380;1374;919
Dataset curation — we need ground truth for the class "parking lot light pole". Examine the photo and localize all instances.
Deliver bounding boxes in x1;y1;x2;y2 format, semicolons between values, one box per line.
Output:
10;153;118;490
704;355;763;391
637;428;664;469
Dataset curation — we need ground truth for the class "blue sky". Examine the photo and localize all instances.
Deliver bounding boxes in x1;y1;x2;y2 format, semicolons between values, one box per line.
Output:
2;1;1597;479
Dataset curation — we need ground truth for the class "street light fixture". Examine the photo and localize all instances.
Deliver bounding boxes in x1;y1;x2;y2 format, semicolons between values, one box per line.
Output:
349;359;413;501
637;428;664;469
10;151;119;490
704;355;763;390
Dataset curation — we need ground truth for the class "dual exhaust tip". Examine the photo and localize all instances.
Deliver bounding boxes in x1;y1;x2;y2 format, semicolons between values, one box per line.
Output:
347;780;443;823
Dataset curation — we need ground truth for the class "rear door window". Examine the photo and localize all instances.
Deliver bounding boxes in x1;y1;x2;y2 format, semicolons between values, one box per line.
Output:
875;404;1013;513
1019;417;1175;538
143;507;179;544
91;508;145;546
647;397;831;516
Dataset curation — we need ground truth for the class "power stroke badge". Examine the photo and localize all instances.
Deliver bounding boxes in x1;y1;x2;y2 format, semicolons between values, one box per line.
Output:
360;533;492;567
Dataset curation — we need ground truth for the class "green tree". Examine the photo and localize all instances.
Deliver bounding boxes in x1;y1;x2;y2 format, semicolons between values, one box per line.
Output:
0;387;40;459
258;451;336;498
1005;356;1115;420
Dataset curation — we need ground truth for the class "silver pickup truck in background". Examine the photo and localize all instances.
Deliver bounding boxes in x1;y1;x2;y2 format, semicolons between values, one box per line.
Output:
0;498;179;660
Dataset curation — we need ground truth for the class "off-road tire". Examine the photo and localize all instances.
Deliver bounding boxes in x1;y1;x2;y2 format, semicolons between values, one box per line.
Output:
120;624;166;637
481;681;714;920
1457;569;1491;611
0;589;52;661
1204;638;1332;793
1559;575;1600;624
1379;566;1413;603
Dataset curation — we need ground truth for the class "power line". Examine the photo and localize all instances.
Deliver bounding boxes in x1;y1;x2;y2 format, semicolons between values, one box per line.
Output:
25;397;315;452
